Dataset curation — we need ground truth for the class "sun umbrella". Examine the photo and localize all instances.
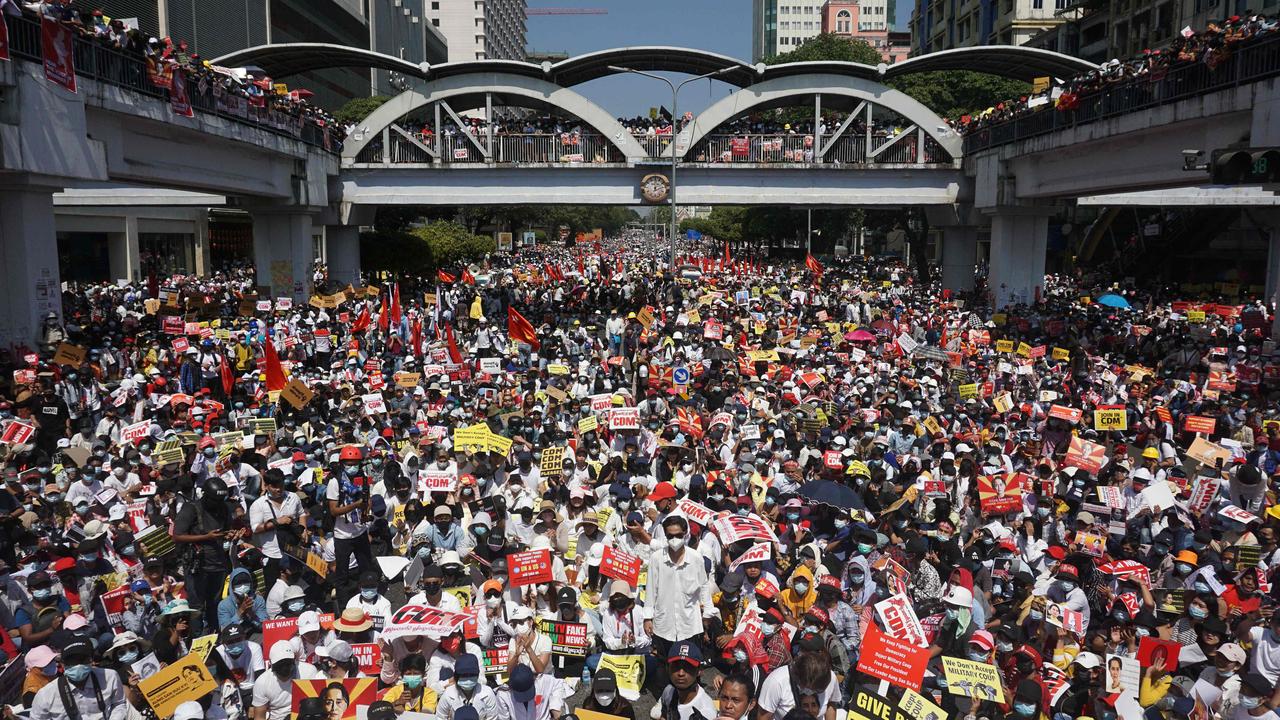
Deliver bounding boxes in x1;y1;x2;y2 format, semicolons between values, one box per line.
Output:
703;346;734;361
1096;294;1131;309
799;480;865;511
847;329;876;342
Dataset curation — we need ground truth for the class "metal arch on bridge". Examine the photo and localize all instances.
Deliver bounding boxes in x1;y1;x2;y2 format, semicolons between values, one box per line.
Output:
676;73;964;161
213;43;1097;87
340;73;651;163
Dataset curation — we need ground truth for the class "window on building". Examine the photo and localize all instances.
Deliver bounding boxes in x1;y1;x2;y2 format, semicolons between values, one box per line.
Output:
1055;0;1068;7
1033;0;1042;7
432;17;439;25
431;0;438;7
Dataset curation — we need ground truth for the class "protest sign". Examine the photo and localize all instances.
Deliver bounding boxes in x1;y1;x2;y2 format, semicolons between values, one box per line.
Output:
0;420;34;446
874;594;928;648
361;393;387;416
609;407;640;430
898;688;948;720
99;585;131;627
507;549;554;586
711;515;778;544
538;619;589;657
1188;477;1219;513
1187;436;1231;467
940;656;1006;703
597;654;646;701
350;643;381;675
1064;436;1106;475
280;379;314;409
290;678;377;719
728;542;772;573
540;446;566;477
1137;637;1180;670
977;472;1024;515
1048;404;1083;424
383;604;469;639
418;469;457;494
599;545;642;585
1046;602;1085;635
856;623;929;691
1094;407;1128;431
139;652;217;719
261;613;334;657
1184;415;1217;434
675;498;714;526
189;634;217;662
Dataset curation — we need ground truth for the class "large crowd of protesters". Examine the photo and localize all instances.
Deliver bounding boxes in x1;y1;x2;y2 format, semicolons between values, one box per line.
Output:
0;230;1278;720
951;13;1280;135
19;0;346;147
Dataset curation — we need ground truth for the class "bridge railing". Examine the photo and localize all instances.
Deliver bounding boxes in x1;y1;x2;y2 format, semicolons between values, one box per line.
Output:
5;14;339;152
354;130;626;164
686;133;952;165
963;32;1280;153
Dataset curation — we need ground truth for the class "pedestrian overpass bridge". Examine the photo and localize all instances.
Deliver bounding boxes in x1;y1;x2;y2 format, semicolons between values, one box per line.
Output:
2;19;1279;343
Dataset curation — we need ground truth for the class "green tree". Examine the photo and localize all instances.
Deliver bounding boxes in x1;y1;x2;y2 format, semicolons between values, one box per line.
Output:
359;221;495;274
888;71;1030;119
334;95;390;125
764;33;882;66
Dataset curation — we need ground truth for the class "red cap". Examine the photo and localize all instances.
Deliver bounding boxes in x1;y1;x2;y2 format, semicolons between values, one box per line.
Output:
805;606;830;625
649;482;676;502
1056;564;1079;580
291;451;306;462
53;557;76;573
818;574;842;590
381;428;394;438
198;436;216;450
1046;545;1067;561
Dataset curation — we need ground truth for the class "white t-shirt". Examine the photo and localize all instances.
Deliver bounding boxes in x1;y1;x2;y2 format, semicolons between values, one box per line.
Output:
326;478;368;539
506;631;553;676
757;665;842;717
214;640;265;692
250;662;318;720
652;686;718;720
1250;625;1280;685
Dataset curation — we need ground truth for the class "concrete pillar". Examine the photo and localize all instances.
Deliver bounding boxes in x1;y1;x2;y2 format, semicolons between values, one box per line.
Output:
194;211;210;276
326;225;362;288
252;210;314;301
988;211;1049;308
940;226;978;293
108;215;141;282
0;187;62;349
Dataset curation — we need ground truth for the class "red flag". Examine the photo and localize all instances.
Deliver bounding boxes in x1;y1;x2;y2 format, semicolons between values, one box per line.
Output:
390;283;401;326
577;256;585;277
806;254;824;276
724;241;731;268
378;293;388;332
462;268;476;285
350;305;371;333
411;317;423;357
616;258;623;275
263;338;287;392
507;307;540;351
220;354;234;396
438;269;456;283
446;323;464;363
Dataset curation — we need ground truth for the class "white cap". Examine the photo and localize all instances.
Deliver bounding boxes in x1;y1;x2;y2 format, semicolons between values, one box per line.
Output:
269;642;297;664
297;610;321;635
1073;652;1102;669
941;451;956;461
955;443;972;453
174;701;205;720
510;605;534;621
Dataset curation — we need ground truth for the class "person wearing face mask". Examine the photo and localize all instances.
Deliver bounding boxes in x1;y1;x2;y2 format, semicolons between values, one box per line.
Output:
777;565;817;627
173;476;233;634
579;667;637;720
250;470;307;593
1044;563;1091;630
251;643;319;720
645;515;714;679
345;571;392;633
20;644;60;708
216;566;267;632
16;570;70;648
1232;672;1280;720
436;653;504;720
506;605;552;676
1195;642;1247;717
427;626;485;688
272;580;307;619
29;638;125;720
1009;678;1045;720
212;622;264;705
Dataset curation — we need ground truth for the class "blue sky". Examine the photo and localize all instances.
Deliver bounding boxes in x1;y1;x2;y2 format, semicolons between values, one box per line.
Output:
525;1;753;118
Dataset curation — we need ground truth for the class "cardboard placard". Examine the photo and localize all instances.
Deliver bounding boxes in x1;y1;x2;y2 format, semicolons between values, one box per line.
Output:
138;652;217;719
52;343;87;366
856;622;929;691
279;378;314;410
599;545;642;585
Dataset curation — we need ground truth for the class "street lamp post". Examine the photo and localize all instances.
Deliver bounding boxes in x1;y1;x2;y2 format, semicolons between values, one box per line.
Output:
608;65;737;268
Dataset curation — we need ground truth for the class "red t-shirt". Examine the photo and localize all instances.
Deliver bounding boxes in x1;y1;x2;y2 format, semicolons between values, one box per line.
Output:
1221;585;1262;615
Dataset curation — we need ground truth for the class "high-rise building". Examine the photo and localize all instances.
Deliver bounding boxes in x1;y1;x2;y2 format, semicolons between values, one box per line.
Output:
909;0;1067;56
754;0;898;61
93;0;447;108
1027;0;1220;64
427;0;527;62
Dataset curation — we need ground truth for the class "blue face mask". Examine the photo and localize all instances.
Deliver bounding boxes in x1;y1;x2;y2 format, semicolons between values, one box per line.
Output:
403;675;424;690
234;584;252;597
1189;605;1209;620
1014;702;1037;717
1057;580;1075;593
849;573;865;585
121;545;136;557
64;664;92;684
1193;581;1211;594
32;588;54;601
968;650;988;662
417;546;432;559
1029;609;1044;621
118;649;139;664
227;643;245;658
786;512;800;522
361;588;378;601
457;677;478;692
286;600;305;613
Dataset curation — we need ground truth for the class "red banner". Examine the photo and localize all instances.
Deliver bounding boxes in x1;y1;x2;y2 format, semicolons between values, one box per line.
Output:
855;622;929;691
1184;415;1217;435
0;420;35;445
1048;404;1083;424
978;472;1025;515
40;16;75;93
507;549;553;587
599;545;642;586
262;613;333;658
1063;436;1106;475
170;67;193;118
350;642;381;674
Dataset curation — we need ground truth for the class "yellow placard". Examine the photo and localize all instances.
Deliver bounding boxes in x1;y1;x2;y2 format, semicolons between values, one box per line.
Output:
993;392;1013;413
957;383;979;399
547;363;570;376
992;313;1007;326
395;372;421;388
746;349;780;362
900;687;948;720
1093;409;1128;431
453;424;492;452
597;655;646;697
280;378;314;410
922;416;942;435
995;340;1014;353
940;656;1006;703
576;710;631;720
636;307;655;329
1016;342;1032;357
578;415;599;434
305;551;328;578
189;633;217;661
139;652;218;718
487;433;513;458
1052;347;1070;361
1188;310;1206;323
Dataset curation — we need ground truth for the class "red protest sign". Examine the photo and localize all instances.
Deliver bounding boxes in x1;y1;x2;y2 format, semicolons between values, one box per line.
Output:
172;337;190;353
675;498;714;526
507;549;553;587
262;613;334;658
40;16;75;93
1137;637;1180;670
385;604;469;639
0;420;35;446
754;577;779;599
161;315;185;335
1184;415;1216;435
711;515;777;545
599;545;642;586
1064;436;1106;475
350;642;382;674
170;68;194;117
856;622;929;691
99;585;131;627
977;472;1025;515
1048;405;1083;424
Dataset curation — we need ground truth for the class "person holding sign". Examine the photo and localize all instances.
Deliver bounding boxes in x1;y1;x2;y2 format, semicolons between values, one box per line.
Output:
29;638;126;720
328;446;375;606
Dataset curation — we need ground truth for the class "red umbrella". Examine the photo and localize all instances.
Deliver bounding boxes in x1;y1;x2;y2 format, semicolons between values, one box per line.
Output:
846;329;876;342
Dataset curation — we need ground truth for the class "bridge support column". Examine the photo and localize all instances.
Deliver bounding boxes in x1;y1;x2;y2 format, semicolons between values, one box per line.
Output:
940;227;977;293
107;216;141;282
252;210;315;301
326;226;362;288
0;187;62;349
988;210;1049;308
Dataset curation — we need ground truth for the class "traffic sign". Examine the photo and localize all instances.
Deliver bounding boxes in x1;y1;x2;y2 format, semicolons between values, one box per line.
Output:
672;366;690;385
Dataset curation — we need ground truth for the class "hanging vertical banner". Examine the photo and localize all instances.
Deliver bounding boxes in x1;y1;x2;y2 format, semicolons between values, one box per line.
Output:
170;67;194;118
41;15;76;93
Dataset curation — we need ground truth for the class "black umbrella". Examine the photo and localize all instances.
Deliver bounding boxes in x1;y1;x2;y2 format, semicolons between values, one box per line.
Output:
799;479;865;511
703;346;734;361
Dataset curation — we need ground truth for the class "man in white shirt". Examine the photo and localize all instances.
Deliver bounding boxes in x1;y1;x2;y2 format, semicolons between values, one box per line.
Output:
30;639;127;720
645;516;714;655
495;664;565;720
250;471;306;561
251;643;318;720
327;447;374;605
